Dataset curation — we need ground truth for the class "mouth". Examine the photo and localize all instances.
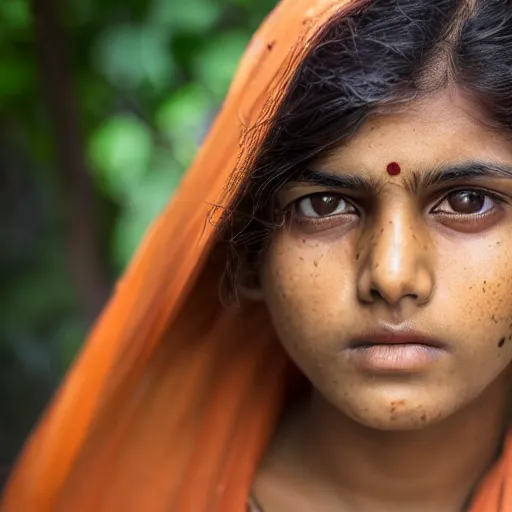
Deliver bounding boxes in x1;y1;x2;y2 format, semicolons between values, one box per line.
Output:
346;328;448;373
348;332;447;349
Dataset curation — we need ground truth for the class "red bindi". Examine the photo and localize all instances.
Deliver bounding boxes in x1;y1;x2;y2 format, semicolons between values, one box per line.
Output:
386;162;401;176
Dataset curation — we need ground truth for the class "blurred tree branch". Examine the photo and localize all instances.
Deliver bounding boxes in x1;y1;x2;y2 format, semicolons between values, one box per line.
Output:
30;0;110;322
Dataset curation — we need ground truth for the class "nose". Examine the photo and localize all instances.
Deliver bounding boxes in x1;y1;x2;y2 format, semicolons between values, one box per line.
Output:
357;213;434;307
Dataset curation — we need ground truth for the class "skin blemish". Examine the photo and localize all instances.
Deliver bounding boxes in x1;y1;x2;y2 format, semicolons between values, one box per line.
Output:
498;337;506;348
389;400;406;413
386;161;401;176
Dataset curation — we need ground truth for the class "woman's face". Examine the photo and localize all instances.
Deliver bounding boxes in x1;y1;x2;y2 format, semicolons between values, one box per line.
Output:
259;91;512;430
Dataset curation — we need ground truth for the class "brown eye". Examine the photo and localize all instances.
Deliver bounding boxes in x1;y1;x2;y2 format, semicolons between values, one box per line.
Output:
436;190;494;215
296;193;354;218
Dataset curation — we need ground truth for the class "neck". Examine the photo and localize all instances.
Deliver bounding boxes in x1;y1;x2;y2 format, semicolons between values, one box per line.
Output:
302;378;509;511
255;374;510;512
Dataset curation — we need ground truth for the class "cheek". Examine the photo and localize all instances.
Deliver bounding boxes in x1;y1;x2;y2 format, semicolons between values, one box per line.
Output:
437;240;512;361
260;233;353;361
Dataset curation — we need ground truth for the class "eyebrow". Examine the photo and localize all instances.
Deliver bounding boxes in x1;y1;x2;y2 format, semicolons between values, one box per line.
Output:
414;161;512;191
292;168;379;192
293;161;512;193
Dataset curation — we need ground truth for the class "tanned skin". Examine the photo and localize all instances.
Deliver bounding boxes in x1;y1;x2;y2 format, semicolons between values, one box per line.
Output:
250;91;512;511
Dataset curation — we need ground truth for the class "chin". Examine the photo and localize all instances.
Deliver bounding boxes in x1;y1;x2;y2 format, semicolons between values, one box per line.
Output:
349;409;442;431
335;391;451;432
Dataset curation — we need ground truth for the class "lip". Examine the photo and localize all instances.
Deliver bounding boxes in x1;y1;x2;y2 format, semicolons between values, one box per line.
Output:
345;328;448;373
348;330;447;349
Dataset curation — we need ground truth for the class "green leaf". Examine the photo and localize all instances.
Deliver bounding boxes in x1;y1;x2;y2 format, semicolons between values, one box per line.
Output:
89;115;153;199
147;0;220;33
112;157;183;268
0;248;75;331
0;53;34;103
76;73;113;118
64;0;94;27
0;0;31;30
156;84;213;166
92;23;175;91
193;30;249;99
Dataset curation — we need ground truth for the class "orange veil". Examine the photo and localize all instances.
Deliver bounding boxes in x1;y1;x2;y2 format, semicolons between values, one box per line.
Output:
2;0;512;510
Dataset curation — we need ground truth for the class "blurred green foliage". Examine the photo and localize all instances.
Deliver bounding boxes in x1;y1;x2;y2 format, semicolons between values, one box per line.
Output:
0;0;276;464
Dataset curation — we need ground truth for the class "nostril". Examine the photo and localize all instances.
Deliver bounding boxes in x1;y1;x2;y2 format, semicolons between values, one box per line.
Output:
370;289;381;301
370;286;420;305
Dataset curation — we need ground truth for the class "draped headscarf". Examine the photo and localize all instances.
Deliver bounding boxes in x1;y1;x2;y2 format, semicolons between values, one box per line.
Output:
2;0;512;510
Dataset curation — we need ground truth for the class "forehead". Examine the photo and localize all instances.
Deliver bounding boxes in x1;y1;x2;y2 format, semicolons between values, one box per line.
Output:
314;91;512;176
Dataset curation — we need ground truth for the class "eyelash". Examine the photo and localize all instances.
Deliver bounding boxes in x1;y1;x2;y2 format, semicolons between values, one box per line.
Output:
287;188;507;224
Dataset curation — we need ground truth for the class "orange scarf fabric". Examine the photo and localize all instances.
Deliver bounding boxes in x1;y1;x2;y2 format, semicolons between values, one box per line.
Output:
2;1;512;510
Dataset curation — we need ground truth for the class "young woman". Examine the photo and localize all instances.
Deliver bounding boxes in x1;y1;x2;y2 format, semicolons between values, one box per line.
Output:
4;0;512;510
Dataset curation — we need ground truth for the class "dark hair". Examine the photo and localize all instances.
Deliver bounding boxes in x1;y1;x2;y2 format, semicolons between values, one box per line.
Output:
218;0;512;302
